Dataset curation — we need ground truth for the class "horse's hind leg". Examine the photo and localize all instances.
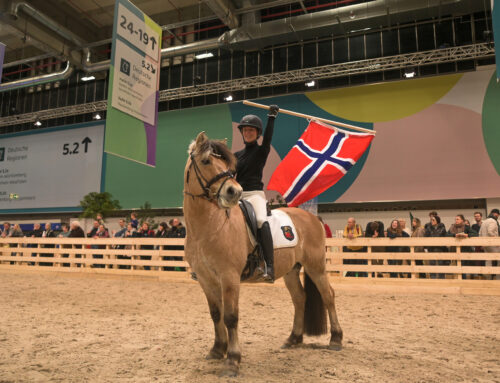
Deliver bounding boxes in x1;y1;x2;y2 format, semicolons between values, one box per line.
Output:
198;278;228;359
282;264;306;348
307;271;343;350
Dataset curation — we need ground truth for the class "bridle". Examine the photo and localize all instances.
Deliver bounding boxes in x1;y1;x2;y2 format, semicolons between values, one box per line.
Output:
184;151;235;203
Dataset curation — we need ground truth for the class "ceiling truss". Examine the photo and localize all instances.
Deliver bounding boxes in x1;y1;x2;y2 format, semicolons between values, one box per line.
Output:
0;43;494;128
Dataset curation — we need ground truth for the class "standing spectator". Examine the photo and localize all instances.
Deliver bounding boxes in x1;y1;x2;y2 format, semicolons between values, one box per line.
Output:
41;223;56;265
95;224;109;239
124;222;136;238
11;224;23;237
96;213;104;225
87;220;99;238
424;211;442;230
387;219;410;278
471;212;483;234
411;217;426;277
398;218;411;236
42;223;55;238
365;221;385;277
31;223;43;237
479;209;500;280
342;217;365;277
318;216;332;238
447;214;477;252
130;212;139;229
424;215;447;279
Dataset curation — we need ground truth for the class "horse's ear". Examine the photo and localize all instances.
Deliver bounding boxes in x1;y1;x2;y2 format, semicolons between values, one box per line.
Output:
195;131;208;148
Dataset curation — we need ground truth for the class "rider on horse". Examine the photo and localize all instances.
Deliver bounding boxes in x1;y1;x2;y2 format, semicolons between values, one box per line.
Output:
235;104;279;282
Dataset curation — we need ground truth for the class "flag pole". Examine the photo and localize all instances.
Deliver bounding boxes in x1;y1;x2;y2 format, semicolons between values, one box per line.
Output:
243;100;376;134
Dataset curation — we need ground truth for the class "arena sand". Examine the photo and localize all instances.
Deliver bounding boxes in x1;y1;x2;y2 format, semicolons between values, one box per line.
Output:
0;271;498;383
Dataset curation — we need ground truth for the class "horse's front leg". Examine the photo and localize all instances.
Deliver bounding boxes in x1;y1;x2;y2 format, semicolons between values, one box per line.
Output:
197;276;228;359
220;275;241;377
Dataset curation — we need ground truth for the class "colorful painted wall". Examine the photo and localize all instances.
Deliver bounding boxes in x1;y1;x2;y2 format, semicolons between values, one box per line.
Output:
104;67;500;209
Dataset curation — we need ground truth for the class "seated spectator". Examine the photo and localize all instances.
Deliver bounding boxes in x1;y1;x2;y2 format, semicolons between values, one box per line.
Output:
156;222;169;238
124;223;137;238
87;220;99;238
113;219;127;238
1;222;12;238
31;223;43;238
91;224;109;268
11;224;23;237
167;218;186;238
58;223;70;238
137;222;155;270
42;223;55;238
40;223;56;265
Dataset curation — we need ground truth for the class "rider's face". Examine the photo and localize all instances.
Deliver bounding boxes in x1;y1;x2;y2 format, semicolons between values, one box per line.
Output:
242;126;258;143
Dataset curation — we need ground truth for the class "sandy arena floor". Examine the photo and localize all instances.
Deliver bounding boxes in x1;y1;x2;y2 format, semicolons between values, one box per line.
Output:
0;271;499;383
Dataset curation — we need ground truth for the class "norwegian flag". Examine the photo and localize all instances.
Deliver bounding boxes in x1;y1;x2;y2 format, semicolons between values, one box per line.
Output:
267;120;375;207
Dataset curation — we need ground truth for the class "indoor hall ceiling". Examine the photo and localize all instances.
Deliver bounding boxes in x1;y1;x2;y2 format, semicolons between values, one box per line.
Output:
0;0;491;65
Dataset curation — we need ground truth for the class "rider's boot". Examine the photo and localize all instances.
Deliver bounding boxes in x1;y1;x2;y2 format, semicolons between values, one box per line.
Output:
258;221;274;283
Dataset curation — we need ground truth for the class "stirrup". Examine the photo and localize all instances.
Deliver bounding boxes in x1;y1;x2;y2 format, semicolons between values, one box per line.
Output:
190;272;198;281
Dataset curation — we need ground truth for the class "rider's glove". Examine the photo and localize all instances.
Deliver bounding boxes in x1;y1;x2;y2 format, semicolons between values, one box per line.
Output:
268;104;279;118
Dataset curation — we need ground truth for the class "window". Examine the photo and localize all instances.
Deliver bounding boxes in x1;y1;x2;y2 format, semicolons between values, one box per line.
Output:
417;23;435;51
399;26;417;54
349;35;365;61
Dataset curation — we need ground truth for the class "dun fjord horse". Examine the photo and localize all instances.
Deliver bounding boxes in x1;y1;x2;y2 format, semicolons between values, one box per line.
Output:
183;132;343;376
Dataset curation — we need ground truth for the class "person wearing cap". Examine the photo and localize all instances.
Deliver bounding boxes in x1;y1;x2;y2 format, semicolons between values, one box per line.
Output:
234;104;279;282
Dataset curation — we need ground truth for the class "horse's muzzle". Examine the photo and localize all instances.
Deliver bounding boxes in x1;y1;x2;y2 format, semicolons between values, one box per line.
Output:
219;182;242;208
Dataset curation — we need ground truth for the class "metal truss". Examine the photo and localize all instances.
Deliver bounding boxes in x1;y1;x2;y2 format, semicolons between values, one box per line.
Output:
0;43;494;128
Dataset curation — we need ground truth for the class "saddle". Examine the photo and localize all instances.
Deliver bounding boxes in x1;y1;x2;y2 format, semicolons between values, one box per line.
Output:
239;200;298;281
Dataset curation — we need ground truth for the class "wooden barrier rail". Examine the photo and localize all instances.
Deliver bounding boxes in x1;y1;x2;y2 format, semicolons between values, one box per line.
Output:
0;237;499;294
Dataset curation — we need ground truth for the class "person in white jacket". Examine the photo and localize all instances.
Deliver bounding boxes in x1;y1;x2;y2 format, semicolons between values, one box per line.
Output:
479;209;499;279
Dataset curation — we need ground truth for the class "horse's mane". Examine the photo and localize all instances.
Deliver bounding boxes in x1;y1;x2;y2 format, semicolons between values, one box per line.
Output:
189;138;237;171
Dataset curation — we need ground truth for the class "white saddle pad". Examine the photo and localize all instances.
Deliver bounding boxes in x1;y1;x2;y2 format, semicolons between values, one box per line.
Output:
268;209;298;249
245;209;298;249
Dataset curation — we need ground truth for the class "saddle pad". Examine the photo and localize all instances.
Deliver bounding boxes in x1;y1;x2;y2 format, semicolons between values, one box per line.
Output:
268;209;298;249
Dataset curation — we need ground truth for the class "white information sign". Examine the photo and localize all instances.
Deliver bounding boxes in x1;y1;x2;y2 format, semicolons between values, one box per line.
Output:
111;38;157;125
0;125;104;211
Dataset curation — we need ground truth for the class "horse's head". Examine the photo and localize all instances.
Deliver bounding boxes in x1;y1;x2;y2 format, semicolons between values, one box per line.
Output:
185;132;242;209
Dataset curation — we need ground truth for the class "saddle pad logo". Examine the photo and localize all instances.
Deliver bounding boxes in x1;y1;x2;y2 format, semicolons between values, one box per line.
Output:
281;226;295;241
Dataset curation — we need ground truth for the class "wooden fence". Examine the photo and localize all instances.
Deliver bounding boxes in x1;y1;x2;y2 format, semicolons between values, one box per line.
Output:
0;237;498;294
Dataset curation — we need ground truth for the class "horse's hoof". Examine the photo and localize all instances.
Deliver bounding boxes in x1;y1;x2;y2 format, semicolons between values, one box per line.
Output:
328;343;342;351
281;342;301;349
219;367;239;377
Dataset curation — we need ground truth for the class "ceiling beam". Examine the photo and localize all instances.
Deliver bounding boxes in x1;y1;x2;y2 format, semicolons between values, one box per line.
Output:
202;0;239;28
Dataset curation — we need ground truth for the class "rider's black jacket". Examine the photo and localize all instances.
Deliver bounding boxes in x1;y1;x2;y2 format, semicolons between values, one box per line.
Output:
234;116;275;191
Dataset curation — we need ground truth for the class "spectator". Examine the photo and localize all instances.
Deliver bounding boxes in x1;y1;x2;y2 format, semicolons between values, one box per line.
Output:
11;224;23;237
166;219;186;271
137;222;155;270
31;223;43;238
342;217;365;277
471;212;483;234
95;224;109;239
42;223;55;238
124;222;137;238
424;211;442;230
68;221;85;267
113;219;127;238
318;216;332;238
411;217;426;252
398;218;411;236
87;220;99;238
58;223;70;238
424;215;447;278
96;213;104;225
387;219;410;277
156;222;169;238
130;212;139;229
1;222;12;238
40;223;56;265
447;214;477;252
365;221;385;276
479;209;500;280
168;218;186;238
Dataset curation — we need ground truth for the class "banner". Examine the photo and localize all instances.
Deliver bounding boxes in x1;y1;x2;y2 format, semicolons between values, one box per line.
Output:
0;125;104;211
105;0;162;166
493;0;500;81
0;43;5;84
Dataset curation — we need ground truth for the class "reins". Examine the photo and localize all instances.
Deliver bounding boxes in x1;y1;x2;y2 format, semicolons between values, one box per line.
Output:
184;151;235;204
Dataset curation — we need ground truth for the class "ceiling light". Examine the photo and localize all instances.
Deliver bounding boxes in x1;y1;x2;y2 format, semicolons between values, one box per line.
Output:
305;80;315;87
93;113;102;120
81;75;95;81
404;70;416;78
195;52;214;60
224;94;233;102
34;120;42;127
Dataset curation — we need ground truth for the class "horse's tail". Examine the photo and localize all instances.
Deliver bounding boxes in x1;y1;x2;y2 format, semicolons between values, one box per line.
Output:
304;272;328;336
